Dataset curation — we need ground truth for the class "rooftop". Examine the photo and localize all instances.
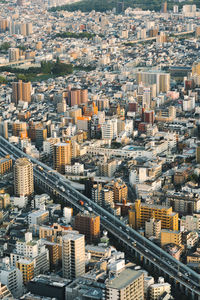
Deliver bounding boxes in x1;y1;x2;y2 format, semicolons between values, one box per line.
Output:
106;268;143;290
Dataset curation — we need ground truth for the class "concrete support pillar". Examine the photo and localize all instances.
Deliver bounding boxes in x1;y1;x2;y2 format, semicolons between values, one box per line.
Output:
191;291;195;300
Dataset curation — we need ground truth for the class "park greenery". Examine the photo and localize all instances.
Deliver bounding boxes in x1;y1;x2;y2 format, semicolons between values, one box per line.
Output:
0;76;7;83
0;42;10;53
55;31;95;39
0;59;73;82
49;0;200;13
74;65;96;72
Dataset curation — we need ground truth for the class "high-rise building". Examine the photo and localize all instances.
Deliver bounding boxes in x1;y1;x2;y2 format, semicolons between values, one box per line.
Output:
9;21;33;35
35;128;47;149
53;142;71;174
196;146;200;163
62;233;85;279
16;259;34;284
162;1;167;13
22;81;31;103
20;23;27;35
0;263;23;298
129;199;178;231
9;48;20;62
113;180;128;203
103;180;128;203
44;242;60;271
26;23;33;35
101;188;114;207
0;19;9;32
14;158;34;197
136;71;170;95
67;88;88;106
0;120;8;139
98;158;117;177
101;119;118;140
69;107;82;124
57;99;66;113
145;218;161;238
74;213;100;242
106;268;144;300
173;5;178;13
12;80;31;104
97;98;109;111
28;121;42;141
143;110;155;125
43;137;60;155
91;183;102;204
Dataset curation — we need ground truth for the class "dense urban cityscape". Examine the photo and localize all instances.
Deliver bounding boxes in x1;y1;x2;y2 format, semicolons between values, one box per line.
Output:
1;0;200;299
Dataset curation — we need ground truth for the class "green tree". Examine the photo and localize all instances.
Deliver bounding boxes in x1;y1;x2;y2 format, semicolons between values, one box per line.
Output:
0;76;7;83
55;31;95;39
0;42;10;52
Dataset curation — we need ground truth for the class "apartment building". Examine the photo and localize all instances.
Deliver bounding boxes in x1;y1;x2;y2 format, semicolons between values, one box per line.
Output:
14;157;34;197
106;268;144;300
62;233;85;280
129;199;178;231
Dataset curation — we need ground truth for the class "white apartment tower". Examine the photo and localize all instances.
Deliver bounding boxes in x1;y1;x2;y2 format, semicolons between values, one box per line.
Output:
101;119;118;140
62;233;85;280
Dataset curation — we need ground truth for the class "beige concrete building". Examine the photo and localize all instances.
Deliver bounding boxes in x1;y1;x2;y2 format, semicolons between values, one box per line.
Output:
98;158;117;177
136;71;170;95
180;215;200;231
9;47;19;62
160;230;182;247
106;268;144;300
145;218;161;238
62;233;85;280
150;282;171;300
14;158;34;197
69;107;82;124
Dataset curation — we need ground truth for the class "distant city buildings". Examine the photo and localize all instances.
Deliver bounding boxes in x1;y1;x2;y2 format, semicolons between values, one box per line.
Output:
0;1;200;299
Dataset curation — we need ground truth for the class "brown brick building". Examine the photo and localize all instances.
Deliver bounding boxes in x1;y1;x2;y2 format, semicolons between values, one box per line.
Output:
74;213;100;243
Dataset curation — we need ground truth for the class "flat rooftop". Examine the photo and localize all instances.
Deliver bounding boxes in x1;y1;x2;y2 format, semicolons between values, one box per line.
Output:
106;268;142;290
